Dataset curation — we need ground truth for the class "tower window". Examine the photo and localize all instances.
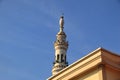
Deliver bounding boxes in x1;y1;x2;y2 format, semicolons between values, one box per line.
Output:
57;54;59;62
61;54;64;62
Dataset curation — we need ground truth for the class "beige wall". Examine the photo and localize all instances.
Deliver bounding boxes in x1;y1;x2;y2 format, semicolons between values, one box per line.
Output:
74;67;103;80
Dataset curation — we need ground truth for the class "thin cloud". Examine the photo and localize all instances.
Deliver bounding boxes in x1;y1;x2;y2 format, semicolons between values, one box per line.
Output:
20;0;60;18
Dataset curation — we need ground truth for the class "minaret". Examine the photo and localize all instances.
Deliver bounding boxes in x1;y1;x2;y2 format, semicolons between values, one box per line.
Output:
52;16;69;75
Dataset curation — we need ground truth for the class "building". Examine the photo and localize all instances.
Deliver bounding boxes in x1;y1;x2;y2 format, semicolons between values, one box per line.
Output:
47;16;120;80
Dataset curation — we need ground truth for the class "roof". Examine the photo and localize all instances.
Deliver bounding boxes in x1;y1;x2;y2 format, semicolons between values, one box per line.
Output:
48;47;120;80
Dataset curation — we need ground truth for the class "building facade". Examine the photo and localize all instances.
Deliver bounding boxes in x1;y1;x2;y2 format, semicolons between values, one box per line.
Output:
48;16;120;80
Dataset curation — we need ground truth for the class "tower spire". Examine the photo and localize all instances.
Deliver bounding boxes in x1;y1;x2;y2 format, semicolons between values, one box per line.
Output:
52;16;69;75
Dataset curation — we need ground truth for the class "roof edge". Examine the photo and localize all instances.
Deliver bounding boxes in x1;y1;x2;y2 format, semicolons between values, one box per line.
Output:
47;47;120;80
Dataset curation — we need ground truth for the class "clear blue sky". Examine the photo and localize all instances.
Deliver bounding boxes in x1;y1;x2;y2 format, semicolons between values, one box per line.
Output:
0;0;120;80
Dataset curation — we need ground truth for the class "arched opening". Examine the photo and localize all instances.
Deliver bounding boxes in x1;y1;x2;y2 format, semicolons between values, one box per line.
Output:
61;54;64;62
57;54;59;62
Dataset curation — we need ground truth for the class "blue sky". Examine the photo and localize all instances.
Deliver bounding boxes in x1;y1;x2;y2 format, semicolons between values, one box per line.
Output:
0;0;120;80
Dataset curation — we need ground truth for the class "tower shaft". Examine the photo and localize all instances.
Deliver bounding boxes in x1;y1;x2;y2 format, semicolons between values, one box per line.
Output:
52;16;68;75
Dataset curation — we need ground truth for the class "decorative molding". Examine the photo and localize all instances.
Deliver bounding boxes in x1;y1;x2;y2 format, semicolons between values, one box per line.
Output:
48;48;120;80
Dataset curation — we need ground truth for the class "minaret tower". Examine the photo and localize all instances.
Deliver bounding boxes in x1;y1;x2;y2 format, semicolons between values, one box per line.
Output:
52;16;69;75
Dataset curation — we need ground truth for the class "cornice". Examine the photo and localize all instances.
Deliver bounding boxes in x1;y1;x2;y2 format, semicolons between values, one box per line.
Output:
48;47;120;80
